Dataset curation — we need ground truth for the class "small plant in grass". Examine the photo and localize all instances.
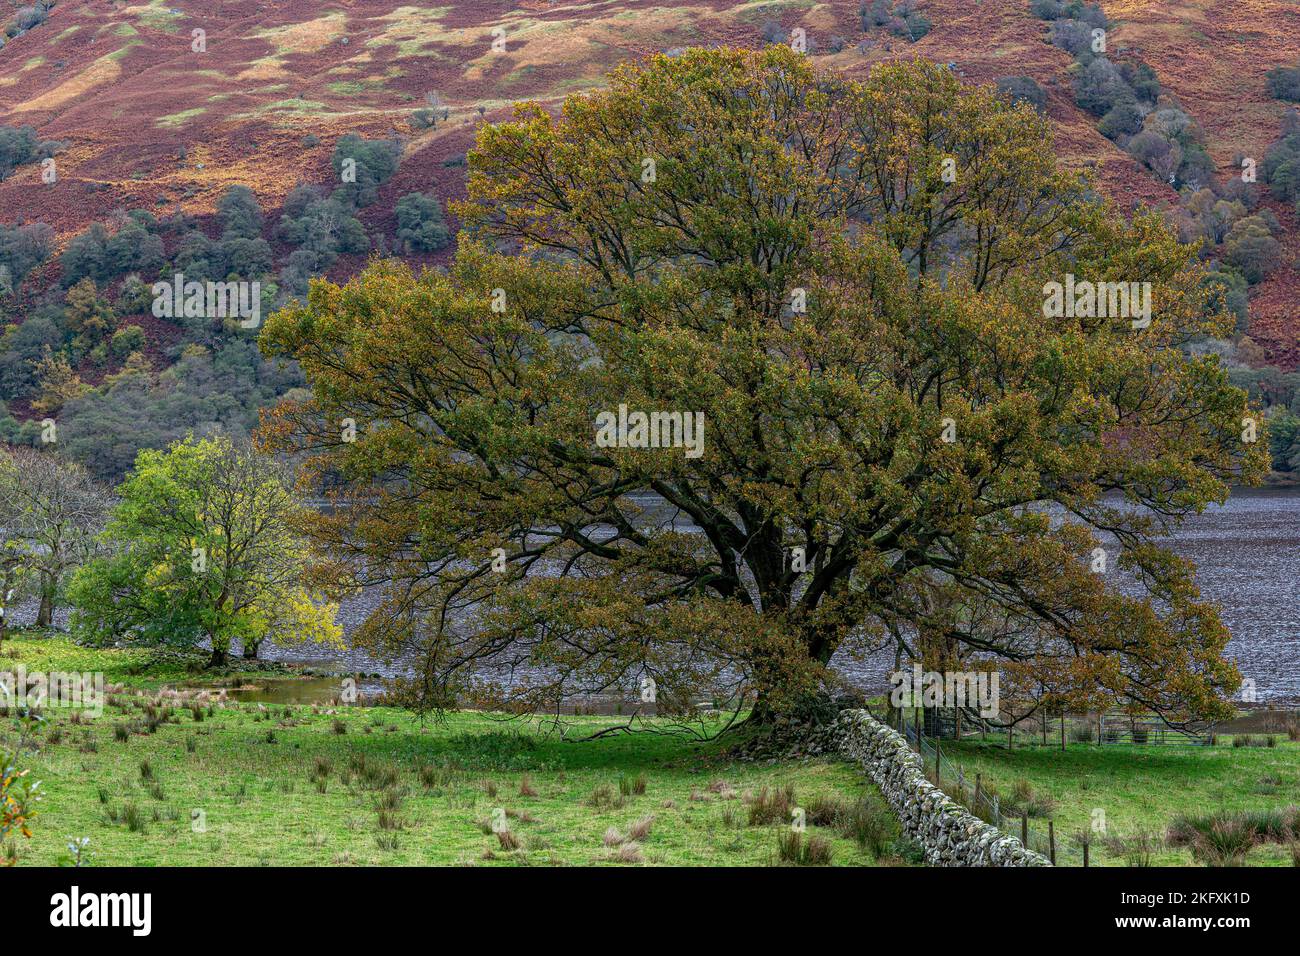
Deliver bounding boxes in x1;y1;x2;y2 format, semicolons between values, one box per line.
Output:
1190;819;1256;866
113;724;130;743
417;763;454;790
375;832;399;851
838;798;894;857
1006;778;1056;818
376;808;405;831
611;842;643;864
585;783;624;810
106;802;146;833
1291;843;1300;867
185;736;197;753
138;759;153;781
96;786;110;804
519;773;536;797
1112;829;1159;867
332;719;347;735
627;815;655;842
747;784;795;826
497;828;521;851
776;830;833;866
804;793;847;827
603;825;625;847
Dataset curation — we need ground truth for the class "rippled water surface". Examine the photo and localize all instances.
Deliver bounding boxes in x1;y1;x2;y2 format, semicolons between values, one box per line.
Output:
21;490;1299;701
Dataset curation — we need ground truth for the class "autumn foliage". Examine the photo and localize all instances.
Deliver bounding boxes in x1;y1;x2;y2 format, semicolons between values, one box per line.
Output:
261;48;1266;726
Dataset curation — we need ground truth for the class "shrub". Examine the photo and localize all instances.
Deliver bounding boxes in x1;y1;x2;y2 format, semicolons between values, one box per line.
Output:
1223;216;1282;283
1266;65;1300;102
110;325;147;358
1098;100;1143;140
216;185;264;240
996;76;1047;112
1075;58;1133;117
394;192;451;253
331;134;401;207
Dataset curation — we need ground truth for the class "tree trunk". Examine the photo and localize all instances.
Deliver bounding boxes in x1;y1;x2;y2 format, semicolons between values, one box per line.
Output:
35;574;55;628
242;639;261;660
208;645;227;668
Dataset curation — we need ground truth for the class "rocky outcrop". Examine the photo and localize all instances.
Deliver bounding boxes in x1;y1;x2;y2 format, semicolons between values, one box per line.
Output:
832;709;1051;867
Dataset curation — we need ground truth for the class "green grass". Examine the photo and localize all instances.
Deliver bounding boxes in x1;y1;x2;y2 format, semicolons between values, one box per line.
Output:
946;735;1300;866
156;107;207;128
0;631;271;690
2;634;900;867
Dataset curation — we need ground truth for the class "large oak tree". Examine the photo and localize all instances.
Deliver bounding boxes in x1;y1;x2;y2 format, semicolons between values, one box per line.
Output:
261;49;1266;727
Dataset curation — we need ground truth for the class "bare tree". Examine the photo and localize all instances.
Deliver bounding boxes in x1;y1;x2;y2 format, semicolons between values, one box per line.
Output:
0;448;110;629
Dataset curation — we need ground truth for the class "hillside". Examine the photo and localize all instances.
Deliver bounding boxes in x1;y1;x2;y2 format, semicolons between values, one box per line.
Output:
1;0;1298;478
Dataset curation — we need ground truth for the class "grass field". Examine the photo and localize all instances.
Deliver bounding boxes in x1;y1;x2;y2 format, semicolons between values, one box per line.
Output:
1;632;900;867
945;735;1300;866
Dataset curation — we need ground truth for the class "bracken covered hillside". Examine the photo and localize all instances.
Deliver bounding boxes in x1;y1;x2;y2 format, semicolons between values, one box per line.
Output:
0;0;1298;476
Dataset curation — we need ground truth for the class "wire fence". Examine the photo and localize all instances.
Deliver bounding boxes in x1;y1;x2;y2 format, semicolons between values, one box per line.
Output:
869;704;1300;866
878;707;1089;866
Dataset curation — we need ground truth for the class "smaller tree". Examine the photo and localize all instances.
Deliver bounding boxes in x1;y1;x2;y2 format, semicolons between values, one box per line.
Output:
216;184;264;241
0;449;110;628
68;435;342;666
0;540;35;650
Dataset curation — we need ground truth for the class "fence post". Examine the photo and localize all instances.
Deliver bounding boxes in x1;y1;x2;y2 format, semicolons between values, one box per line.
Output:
1083;840;1089;867
935;741;942;781
1048;820;1056;865
1021;811;1028;846
974;773;982;808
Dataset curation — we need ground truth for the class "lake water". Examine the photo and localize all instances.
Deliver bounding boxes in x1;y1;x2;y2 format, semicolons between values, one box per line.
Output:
256;489;1300;703
18;489;1300;702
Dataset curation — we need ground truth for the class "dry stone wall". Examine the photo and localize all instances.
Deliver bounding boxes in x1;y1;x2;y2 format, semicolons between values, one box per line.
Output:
831;709;1051;867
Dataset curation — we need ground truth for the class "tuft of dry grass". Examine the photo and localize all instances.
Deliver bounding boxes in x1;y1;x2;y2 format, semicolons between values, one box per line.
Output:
747;784;796;826
627;815;655;842
776;830;833;866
